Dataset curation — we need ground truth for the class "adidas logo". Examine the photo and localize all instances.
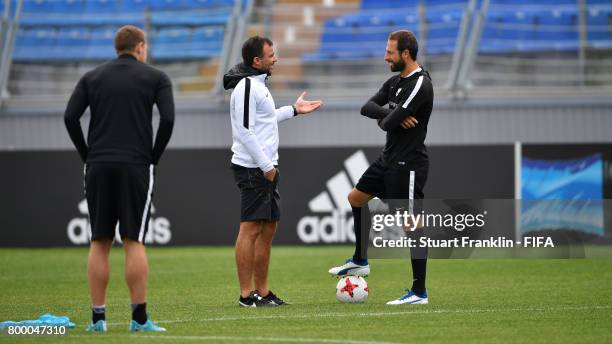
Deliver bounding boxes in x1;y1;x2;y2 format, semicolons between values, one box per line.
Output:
66;199;172;245
297;150;369;243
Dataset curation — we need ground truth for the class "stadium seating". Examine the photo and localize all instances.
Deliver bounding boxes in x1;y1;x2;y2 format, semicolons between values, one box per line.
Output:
13;0;236;62
149;26;224;60
305;0;611;62
151;7;231;26
10;0;612;63
587;4;612;49
304;9;422;61
13;28;58;62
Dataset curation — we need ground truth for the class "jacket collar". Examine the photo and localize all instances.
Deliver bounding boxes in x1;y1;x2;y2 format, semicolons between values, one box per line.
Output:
250;73;268;83
118;53;137;61
402;67;422;78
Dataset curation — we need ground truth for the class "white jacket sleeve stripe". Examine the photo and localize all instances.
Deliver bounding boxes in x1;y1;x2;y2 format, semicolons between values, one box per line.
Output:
232;78;275;172
243;78;251;128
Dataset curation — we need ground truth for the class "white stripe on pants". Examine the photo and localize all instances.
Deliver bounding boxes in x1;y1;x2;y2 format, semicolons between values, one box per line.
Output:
138;164;154;243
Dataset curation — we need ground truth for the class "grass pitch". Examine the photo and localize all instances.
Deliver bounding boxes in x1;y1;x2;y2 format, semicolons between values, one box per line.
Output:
0;246;611;343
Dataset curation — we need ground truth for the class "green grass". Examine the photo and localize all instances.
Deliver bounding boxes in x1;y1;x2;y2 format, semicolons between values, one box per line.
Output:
0;246;611;343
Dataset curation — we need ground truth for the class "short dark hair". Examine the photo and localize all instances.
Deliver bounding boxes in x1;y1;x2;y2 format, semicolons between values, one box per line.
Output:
242;36;273;67
389;30;418;61
115;25;146;53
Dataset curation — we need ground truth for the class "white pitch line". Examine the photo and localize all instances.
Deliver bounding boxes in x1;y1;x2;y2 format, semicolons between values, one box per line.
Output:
70;334;397;344
104;304;612;326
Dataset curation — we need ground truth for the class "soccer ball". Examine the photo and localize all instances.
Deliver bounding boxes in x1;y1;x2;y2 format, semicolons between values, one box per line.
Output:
336;276;368;303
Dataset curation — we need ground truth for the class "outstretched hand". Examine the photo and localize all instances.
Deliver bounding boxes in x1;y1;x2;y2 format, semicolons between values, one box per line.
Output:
294;92;322;114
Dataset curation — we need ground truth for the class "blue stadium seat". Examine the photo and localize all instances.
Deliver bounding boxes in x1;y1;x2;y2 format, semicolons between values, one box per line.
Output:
361;0;417;10
319;16;356;50
23;0;53;13
54;28;90;60
425;0;467;7
426;10;462;54
120;0;149;12
587;5;612;48
538;8;578;52
357;14;393;46
21;14;59;26
150;26;224;60
85;0;118;13
54;0;85;13
87;27;116;60
480;9;538;54
511;8;579;53
503;0;576;4
151;28;192;60
149;0;181;10
361;0;393;10
189;26;224;58
183;0;235;9
480;10;511;53
12;0;236;62
312;5;424;61
14;28;58;61
151;8;230;26
308;0;598;61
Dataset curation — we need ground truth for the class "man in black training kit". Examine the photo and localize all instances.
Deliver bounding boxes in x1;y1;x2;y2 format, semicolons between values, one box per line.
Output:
329;30;433;305
64;25;174;332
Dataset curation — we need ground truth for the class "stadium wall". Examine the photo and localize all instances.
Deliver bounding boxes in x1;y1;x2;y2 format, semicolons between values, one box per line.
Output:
1;97;612;150
0;146;514;247
3;143;612;247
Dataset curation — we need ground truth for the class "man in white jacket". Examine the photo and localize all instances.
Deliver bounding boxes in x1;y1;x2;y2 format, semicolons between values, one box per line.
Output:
223;36;322;307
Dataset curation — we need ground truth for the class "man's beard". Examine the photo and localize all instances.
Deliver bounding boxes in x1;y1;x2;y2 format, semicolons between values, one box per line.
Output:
390;59;405;72
258;65;272;75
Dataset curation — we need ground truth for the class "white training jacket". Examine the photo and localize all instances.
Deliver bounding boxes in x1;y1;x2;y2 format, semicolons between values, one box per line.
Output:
230;73;295;172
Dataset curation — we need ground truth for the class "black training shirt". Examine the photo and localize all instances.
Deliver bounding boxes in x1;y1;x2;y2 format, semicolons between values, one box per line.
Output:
360;67;434;166
64;54;175;165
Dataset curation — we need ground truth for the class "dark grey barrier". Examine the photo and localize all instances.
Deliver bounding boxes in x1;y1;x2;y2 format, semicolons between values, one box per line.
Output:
0;146;514;247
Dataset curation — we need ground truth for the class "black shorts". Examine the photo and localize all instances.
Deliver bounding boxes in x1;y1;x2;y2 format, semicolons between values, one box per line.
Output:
356;157;428;213
84;162;154;243
232;163;281;222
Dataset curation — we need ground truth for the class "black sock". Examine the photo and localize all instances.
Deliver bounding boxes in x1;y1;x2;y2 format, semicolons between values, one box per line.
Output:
131;303;147;325
352;205;371;262
409;226;428;295
92;305;105;323
410;258;427;296
410;241;427;295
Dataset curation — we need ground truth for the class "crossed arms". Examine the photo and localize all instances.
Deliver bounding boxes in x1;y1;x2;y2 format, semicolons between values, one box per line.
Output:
360;77;425;131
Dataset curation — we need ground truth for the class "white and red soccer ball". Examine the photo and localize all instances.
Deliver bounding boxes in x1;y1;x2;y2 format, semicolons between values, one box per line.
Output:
336;276;368;303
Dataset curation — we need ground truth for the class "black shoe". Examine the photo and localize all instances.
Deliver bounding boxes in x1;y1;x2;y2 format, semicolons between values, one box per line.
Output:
261;290;289;306
238;291;275;308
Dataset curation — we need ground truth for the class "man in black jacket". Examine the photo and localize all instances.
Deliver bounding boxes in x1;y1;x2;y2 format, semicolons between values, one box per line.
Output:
64;25;174;332
329;30;434;305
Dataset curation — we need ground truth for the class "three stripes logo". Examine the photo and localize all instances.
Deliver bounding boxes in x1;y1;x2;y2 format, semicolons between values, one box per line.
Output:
297;150;370;243
66;199;172;245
